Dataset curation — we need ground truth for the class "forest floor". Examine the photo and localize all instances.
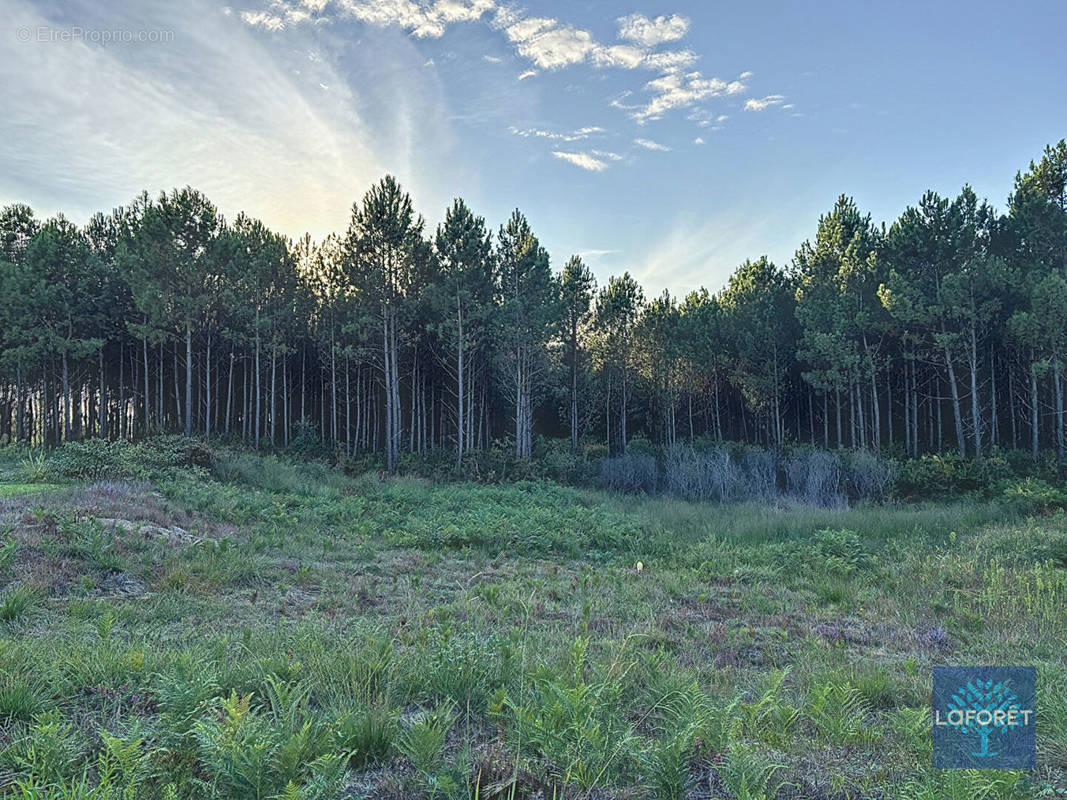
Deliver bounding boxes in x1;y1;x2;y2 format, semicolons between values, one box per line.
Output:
0;445;1064;799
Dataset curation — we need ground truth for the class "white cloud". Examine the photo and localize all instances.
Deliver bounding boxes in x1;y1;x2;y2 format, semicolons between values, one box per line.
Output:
241;10;286;30
336;0;496;38
483;54;502;63
1;0;461;240
504;18;595;69
592;44;647;70
634;71;738;122
634;137;670;152
237;0;783;124
510;125;604;142
744;94;786;111
552;151;609;171
591;149;624;161
643;49;698;73
617;13;690;47
694;136;705;145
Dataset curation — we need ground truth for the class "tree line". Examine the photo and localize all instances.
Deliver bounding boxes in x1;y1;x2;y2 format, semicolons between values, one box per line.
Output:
0;141;1065;470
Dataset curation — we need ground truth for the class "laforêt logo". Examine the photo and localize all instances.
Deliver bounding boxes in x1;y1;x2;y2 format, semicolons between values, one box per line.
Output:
933;666;1035;769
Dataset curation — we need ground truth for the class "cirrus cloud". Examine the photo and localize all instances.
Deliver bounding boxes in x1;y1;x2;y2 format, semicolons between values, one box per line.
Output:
552;150;610;171
744;94;786;111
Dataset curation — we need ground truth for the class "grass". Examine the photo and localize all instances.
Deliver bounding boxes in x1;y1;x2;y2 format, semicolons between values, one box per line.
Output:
0;483;62;497
0;442;1062;798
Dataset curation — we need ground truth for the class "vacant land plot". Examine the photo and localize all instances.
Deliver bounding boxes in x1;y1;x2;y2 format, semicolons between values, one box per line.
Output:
0;445;1063;799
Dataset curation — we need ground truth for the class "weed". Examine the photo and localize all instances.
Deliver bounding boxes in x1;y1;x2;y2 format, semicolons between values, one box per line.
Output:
0;586;37;622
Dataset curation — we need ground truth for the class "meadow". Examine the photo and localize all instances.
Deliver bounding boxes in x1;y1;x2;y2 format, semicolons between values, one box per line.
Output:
0;440;1064;799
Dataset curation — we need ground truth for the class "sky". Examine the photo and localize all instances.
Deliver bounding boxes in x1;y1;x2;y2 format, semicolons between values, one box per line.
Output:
2;0;1066;296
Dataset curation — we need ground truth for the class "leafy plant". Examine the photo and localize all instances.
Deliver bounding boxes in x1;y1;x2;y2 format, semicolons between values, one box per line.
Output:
805;678;875;745
398;704;455;778
332;703;398;769
0;676;50;722
717;744;789;800
0;586;38;622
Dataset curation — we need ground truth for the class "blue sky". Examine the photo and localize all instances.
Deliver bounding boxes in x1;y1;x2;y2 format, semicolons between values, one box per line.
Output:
2;0;1065;295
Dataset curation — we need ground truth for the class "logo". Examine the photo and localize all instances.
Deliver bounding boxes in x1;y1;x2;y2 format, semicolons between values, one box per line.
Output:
933;666;1035;769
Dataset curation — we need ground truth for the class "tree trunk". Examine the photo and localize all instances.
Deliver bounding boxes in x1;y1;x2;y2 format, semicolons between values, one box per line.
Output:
1030;353;1040;461
254;312;261;449
835;385;842;449
226;346;234;434
205;335;212;439
15;363;23;444
383;303;395;473
1055;358;1064;465
61;351;71;443
968;323;982;459
184;321;193;438
989;346;998;447
270;342;277;445
98;346;106;438
457;300;465;465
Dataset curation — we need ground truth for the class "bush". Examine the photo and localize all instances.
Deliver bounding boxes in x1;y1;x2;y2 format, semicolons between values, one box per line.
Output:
600;454;658;494
44;437;215;482
662;446;743;502
1001;478;1067;516
847;449;898;501
894;454;1013;500
785;449;845;508
740;448;778;500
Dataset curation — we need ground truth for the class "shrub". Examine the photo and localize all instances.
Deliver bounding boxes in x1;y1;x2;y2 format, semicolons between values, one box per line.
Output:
740;449;777;500
44;437;215;482
894;453;1013;500
599;454;658;494
846;449;898;501
811;529;870;576
1001;477;1067;515
785;449;845;508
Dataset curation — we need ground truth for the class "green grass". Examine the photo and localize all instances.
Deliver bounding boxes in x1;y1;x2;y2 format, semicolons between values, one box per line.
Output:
0;483;62;497
0;443;1062;798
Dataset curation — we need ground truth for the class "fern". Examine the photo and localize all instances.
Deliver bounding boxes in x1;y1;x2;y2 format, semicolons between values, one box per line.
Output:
718;744;789;800
806;678;875;745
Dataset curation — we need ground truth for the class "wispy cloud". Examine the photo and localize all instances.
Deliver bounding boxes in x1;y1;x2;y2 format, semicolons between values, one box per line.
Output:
510;125;604;142
634;73;747;122
634;137;670;151
616;13;690;47
744;94;786;111
238;0;781;127
2;0;463;238
552;150;610;171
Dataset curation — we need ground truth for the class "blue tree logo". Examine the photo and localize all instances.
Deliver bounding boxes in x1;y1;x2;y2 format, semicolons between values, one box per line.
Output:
946;679;1016;757
933;666;1036;769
